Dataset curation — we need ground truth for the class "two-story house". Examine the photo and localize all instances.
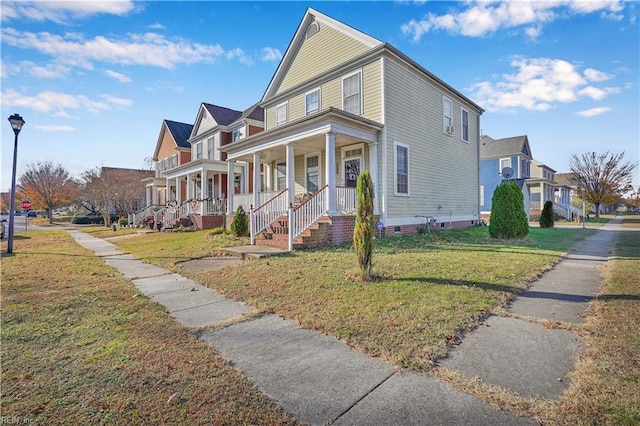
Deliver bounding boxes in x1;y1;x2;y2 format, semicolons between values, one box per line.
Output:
479;135;532;221
220;8;484;249
528;159;557;215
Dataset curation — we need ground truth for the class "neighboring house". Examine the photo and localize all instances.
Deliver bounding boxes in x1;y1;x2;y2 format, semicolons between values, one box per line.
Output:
219;8;484;249
136;103;264;229
479;135;532;221
100;166;155;214
554;172;585;220
528;159;557;213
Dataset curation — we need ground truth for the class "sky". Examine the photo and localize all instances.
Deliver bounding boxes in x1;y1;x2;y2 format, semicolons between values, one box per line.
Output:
1;0;639;193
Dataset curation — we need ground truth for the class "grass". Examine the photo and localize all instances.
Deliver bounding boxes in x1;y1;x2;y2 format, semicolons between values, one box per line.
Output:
116;225;595;371
0;231;299;425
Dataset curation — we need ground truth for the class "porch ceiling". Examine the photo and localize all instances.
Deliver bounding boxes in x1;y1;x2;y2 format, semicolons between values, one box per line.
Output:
223;107;382;163
163;159;243;180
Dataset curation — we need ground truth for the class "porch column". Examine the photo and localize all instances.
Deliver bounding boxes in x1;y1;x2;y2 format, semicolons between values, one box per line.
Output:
175;177;181;203
200;170;207;216
325;131;337;214
265;164;272;192
253;153;261;209
286;143;295;206
368;142;379;214
186;173;193;200
217;173;222;198
227;161;234;215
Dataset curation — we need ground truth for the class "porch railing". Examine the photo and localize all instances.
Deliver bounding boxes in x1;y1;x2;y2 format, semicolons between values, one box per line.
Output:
233;190;281;213
289;185;328;250
336;186;357;212
250;189;289;245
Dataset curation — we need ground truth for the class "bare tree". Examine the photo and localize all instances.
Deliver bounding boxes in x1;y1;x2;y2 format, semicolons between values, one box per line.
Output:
18;161;78;222
569;151;637;217
78;167;150;226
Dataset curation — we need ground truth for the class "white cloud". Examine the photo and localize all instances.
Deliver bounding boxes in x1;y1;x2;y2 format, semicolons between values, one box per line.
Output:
584;67;612;82
1;1;138;24
1;89;130;117
34;125;76;132
401;0;626;41
576;107;612;117
147;23;166;30
261;47;283;62
104;70;132;83
226;48;254;66
468;57;619;112
1;27;225;69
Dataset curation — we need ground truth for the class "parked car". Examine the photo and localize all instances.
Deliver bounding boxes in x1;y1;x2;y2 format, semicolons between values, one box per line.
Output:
1;219;6;239
27;211;37;217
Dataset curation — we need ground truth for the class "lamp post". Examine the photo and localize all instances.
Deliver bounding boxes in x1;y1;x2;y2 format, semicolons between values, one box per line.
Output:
6;113;25;254
581;186;586;229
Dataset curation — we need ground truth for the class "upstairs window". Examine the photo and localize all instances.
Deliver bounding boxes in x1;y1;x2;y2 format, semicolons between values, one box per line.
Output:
305;88;320;114
276;102;288;126
342;70;362;115
207;137;214;160
500;158;512;175
461;107;469;142
443;96;453;134
232;129;242;142
171;154;178;168
195;141;203;160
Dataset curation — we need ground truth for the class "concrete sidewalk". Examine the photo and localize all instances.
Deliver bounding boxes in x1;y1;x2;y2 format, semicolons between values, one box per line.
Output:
67;219;621;425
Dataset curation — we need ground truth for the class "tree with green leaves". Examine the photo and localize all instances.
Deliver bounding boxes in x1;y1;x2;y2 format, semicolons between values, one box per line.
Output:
569;151;637;218
539;200;554;228
489;180;529;239
231;205;248;237
353;171;374;280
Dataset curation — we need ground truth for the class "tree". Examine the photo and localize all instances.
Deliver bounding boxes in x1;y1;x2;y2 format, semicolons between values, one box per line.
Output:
231;206;248;237
569;151;637;218
78;167;150;226
18;161;78;222
353;170;374;280
539;200;554;228
489;181;529;239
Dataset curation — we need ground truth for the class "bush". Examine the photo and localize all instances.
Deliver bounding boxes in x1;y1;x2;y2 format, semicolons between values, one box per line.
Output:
118;218;128;227
231;206;248;237
209;227;226;236
489;181;529;239
353;171;375;280
539;200;555;228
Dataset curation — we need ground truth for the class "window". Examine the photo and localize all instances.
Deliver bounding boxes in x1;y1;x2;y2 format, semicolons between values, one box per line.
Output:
342;70;362;115
163;158;169;171
276;162;287;190
480;186;485;206
232;129;242;142
394;142;409;195
461;107;469;142
276;102;288;126
171;154;178;168
305;88;320;114
306;155;319;193
500;158;512;174
443;96;453;133
195;141;203;160
207;137;214;160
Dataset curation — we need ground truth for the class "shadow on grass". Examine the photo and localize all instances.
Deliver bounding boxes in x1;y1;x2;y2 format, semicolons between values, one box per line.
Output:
386;276;521;295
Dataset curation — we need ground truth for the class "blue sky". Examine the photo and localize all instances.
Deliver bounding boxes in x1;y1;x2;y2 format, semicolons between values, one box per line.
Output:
2;1;639;192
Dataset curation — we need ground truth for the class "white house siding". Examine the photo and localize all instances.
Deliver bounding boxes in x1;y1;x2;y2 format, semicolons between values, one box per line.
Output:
194;110;216;138
277;21;372;95
382;59;480;225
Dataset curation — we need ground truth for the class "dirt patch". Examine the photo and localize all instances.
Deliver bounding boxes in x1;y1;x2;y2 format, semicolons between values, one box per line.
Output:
179;256;245;273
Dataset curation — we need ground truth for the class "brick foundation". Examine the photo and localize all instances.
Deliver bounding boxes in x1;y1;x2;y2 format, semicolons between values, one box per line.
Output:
192;215;224;230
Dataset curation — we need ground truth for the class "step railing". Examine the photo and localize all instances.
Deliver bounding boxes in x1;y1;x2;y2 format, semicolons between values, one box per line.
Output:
130;204;162;227
288;185;328;251
250;189;289;245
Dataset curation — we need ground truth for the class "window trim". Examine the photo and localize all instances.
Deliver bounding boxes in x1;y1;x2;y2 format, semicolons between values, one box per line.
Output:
480;185;485;206
341;69;363;115
460;107;469;143
275;101;288;126
443;96;453;135
394;141;410;197
499;157;512;175
305;87;321;115
304;152;322;194
275;160;287;191
232;128;242;142
195;141;203;160
207;136;214;160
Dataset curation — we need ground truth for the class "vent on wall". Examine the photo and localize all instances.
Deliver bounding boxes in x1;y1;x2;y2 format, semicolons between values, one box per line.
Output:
306;20;320;39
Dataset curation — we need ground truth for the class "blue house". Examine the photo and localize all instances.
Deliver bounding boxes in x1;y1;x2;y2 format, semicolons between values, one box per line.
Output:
480;135;532;221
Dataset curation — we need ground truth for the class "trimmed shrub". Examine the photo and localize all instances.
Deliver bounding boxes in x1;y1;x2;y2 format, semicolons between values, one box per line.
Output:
489;181;529;239
353;171;375;280
118;218;128;227
231;206;248;237
539;200;555;228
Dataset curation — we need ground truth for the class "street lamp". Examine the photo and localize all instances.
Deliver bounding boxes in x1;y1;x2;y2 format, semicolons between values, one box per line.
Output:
6;113;25;254
581;186;586;229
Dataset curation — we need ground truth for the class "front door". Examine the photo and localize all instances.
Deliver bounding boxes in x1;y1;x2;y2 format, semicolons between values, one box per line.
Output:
343;157;361;188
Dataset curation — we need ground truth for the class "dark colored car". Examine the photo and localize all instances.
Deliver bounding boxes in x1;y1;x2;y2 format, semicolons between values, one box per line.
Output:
1;219;6;240
27;211;37;217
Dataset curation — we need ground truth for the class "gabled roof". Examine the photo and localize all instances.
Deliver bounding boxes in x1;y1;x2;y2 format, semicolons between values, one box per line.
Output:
239;102;264;123
480;135;532;159
165;119;193;148
153;119;193;161
203;103;243;126
262;7;382;101
555;172;579;187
